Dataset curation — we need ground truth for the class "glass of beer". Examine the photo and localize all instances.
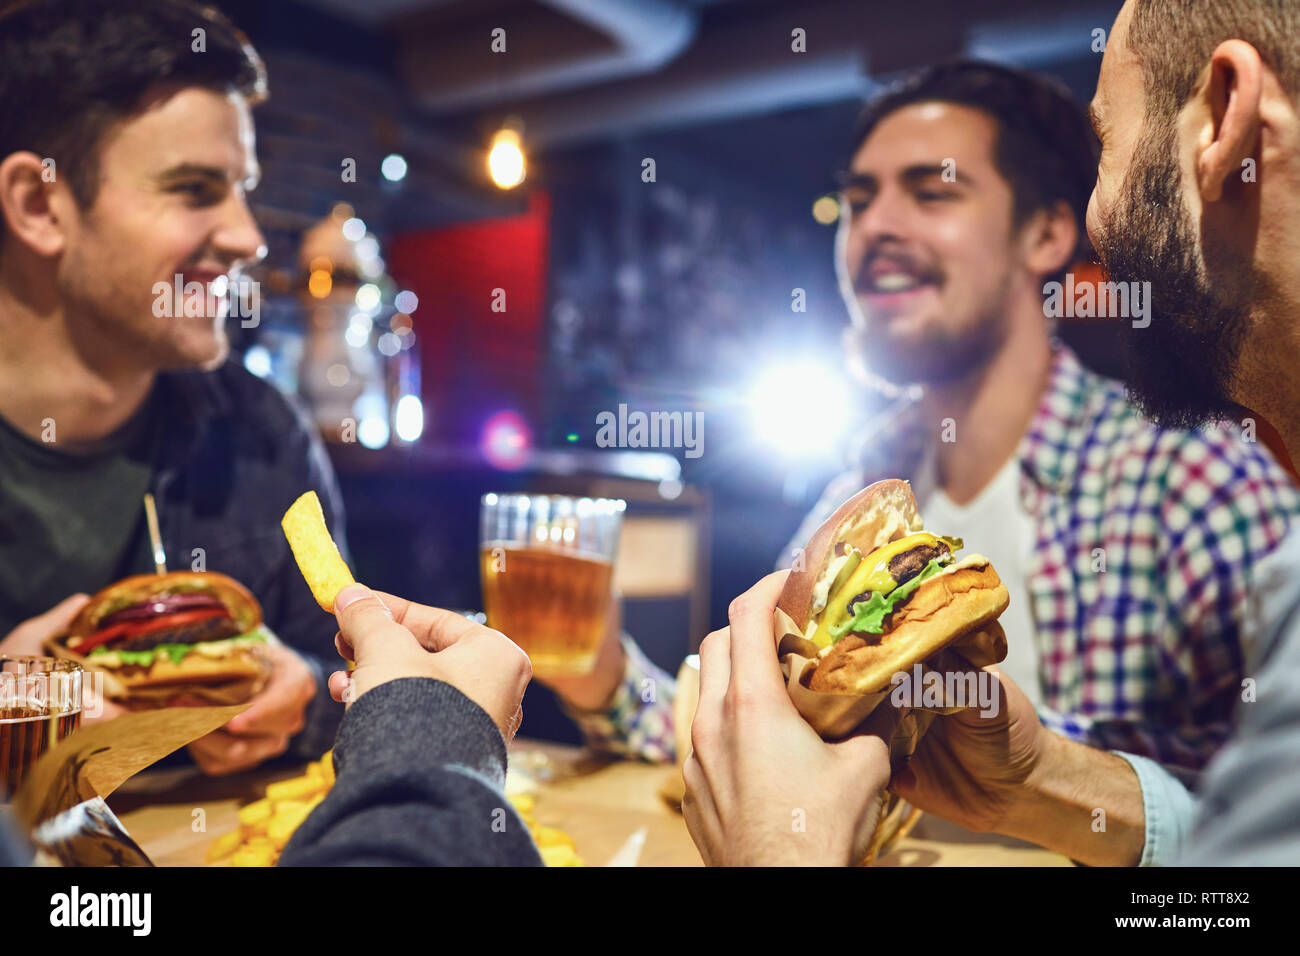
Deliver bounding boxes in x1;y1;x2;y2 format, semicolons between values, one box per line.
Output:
0;657;83;801
480;493;625;678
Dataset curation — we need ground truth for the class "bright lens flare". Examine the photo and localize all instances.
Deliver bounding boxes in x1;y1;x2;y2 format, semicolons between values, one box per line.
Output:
487;128;526;189
748;364;853;457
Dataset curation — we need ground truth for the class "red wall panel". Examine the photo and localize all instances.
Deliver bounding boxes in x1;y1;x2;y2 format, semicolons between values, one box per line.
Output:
388;193;550;446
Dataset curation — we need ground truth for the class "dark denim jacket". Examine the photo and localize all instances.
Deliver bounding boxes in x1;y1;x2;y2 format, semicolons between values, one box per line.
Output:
149;360;348;759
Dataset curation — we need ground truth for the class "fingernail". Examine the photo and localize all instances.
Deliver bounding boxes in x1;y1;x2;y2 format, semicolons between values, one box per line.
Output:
335;584;371;613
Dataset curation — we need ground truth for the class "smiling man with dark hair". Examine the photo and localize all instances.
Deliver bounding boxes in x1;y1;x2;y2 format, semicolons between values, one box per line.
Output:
0;0;342;774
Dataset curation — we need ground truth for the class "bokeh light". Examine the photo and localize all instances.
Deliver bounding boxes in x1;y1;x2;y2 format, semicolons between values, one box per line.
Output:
487;128;525;189
480;410;531;470
381;154;408;182
812;194;840;225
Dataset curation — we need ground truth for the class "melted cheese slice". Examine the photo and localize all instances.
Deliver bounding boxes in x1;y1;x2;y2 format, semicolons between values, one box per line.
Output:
808;532;943;648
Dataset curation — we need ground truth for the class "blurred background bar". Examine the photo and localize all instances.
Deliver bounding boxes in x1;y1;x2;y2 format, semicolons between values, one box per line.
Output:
211;0;1142;741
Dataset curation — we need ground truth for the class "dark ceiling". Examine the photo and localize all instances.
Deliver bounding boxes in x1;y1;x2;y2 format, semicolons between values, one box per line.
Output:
280;0;1125;146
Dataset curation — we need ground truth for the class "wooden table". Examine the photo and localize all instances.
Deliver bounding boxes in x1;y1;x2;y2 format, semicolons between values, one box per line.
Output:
109;740;1071;867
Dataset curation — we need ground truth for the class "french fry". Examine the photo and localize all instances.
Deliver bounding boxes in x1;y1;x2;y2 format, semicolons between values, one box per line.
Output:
507;794;535;816
231;845;276;867
267;775;324;803
237;797;272;828
281;491;354;611
268;804;314;849
205;830;243;864
539;845;583;867
533;826;576;850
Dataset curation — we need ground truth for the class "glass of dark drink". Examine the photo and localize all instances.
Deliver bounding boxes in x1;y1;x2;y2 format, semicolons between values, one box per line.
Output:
480;494;625;678
0;657;83;801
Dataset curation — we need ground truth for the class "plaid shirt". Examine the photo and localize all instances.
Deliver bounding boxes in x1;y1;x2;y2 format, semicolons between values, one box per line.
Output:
569;346;1300;776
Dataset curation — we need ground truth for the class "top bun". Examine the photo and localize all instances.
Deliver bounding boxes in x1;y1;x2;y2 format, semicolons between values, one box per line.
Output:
68;571;263;640
777;479;921;632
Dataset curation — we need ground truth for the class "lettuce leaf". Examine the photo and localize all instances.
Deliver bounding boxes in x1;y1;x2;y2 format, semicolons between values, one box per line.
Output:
828;558;948;641
88;626;269;667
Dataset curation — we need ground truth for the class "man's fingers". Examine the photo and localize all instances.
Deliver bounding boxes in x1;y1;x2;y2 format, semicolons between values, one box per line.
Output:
892;760;919;795
334;630;354;663
831;732;892;795
725;570;790;698
40;593;91;631
0;592;91;655
367;589;412;624
681;752;722;865
696;627;731;711
333;584;401;655
373;592;485;654
226;649;313;737
503;704;524;742
189;730;288;776
327;670;354;705
227;682;307;737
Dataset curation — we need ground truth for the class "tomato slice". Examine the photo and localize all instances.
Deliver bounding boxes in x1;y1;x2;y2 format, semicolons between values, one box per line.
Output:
75;608;230;655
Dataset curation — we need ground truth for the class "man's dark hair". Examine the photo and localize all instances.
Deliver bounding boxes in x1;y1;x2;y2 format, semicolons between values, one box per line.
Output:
0;0;266;236
847;60;1099;268
1130;0;1300;124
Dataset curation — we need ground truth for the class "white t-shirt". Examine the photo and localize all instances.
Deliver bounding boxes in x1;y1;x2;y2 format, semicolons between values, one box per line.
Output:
912;451;1042;710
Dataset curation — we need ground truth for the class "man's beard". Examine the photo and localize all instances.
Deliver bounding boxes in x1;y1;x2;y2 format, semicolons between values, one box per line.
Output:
843;278;1009;391
1095;119;1251;430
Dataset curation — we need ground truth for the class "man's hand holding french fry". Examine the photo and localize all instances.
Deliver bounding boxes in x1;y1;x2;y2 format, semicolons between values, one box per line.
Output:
281;490;532;743
328;587;531;743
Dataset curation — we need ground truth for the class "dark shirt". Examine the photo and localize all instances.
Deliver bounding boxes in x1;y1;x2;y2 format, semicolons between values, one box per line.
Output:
0;395;159;620
279;678;543;866
0;360;348;759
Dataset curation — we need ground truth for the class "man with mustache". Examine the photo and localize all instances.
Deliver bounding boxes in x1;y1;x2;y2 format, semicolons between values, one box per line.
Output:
686;0;1300;866
553;61;1300;809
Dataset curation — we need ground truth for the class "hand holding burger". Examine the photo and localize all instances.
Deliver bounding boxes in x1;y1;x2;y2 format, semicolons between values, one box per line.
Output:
777;479;1009;695
57;571;273;698
51;570;321;775
683;570;894;866
184;639;319;776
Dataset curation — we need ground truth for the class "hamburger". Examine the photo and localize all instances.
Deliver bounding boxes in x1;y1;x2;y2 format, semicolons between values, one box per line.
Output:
56;571;273;698
779;479;1009;695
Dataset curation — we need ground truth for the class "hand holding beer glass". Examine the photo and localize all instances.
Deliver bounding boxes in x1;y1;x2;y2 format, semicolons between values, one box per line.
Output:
479;494;624;679
0;657;83;801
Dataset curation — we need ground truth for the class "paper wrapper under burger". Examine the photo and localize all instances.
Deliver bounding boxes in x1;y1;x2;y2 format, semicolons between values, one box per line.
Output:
45;636;271;708
773;607;1007;862
774;607;1006;739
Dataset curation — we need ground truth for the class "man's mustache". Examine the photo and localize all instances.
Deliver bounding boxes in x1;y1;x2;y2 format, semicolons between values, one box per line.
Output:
855;246;944;288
